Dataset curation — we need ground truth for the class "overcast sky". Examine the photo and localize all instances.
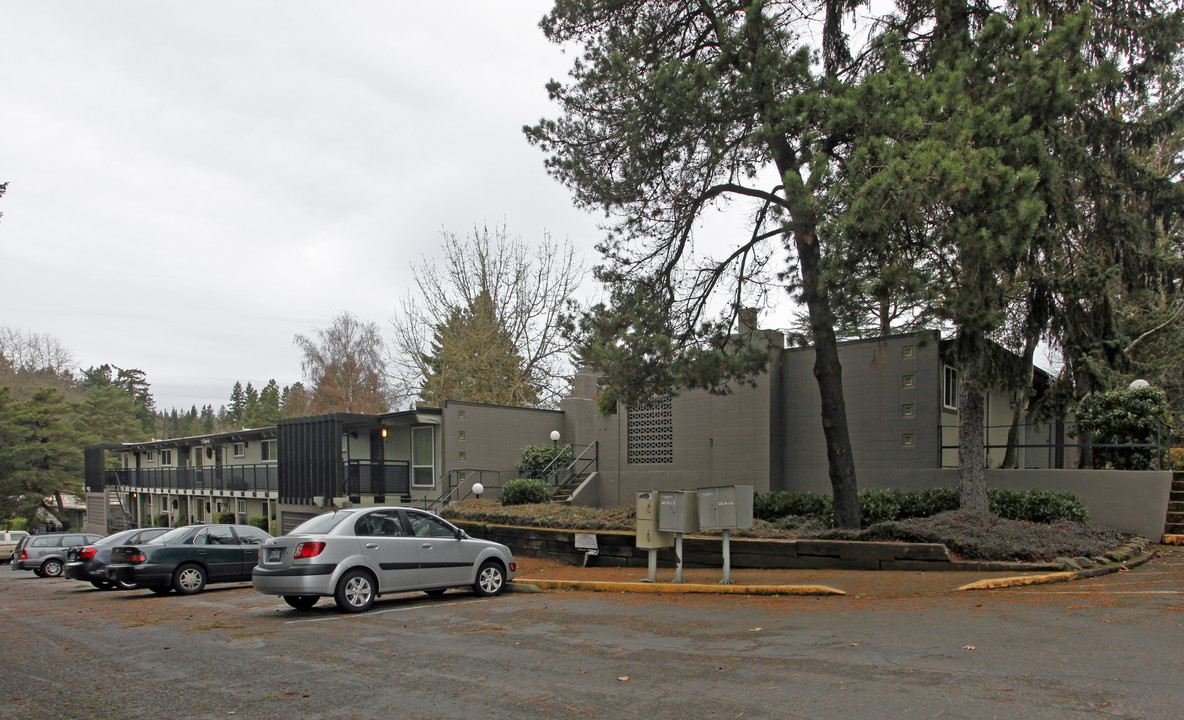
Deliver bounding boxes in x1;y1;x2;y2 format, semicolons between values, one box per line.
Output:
0;1;636;411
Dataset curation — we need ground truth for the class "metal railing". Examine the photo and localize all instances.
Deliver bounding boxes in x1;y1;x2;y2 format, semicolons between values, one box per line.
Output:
344;460;410;498
109;465;278;493
414;468;503;514
938;420;1177;470
550;441;599;496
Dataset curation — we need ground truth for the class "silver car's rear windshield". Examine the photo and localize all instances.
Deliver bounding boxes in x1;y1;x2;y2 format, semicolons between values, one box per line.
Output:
290;510;356;535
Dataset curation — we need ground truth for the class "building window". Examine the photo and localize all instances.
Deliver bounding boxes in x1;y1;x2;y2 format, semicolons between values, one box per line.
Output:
145;450;155;463
943;366;959;410
901;404;915;419
902;433;916;447
458;430;466;441
161;449;173;466
458;451;467;462
458;410;466;420
902;345;915;359
261;439;276;463
233;442;246;458
412;426;435;488
901;374;915;389
627;396;674;464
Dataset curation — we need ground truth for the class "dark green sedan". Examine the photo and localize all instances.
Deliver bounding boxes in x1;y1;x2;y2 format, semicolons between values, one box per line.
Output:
107;524;272;595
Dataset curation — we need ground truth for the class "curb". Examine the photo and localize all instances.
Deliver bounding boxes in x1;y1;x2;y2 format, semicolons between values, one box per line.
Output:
956;549;1155;591
515;578;846;596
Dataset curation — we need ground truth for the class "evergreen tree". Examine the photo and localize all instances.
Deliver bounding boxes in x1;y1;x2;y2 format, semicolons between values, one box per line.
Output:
228;381;246;425
0;388;85;525
419;291;541;407
257;380;282;425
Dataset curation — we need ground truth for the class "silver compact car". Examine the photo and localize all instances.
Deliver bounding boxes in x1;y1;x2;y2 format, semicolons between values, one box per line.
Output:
252;506;516;613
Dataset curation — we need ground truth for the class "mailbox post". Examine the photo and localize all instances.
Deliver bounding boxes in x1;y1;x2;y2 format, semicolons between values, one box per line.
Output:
658;490;698;582
697;485;754;583
636;491;674;582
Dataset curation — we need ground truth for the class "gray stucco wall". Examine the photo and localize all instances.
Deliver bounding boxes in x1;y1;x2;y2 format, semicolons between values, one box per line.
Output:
563;370;773;507
778;332;944;494
439;401;564;497
856;467;1171;539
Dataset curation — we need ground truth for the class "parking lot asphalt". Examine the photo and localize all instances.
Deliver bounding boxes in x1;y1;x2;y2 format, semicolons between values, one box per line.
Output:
2;547;1182;720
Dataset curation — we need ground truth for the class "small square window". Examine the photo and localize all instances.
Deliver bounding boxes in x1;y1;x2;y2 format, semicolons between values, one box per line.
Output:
902;345;915;359
901;374;915;389
459;451;467;461
233;442;246;458
145;450;155;462
458;430;466;441
902;433;915;447
901;404;915;418
458;410;466;420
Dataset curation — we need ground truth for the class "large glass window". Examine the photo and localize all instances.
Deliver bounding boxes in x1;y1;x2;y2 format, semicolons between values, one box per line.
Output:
412;426;435;488
943;366;959;411
261;439;276;462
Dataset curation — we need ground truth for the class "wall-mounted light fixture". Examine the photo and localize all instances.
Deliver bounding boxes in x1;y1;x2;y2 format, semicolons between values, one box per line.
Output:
381;428;388;438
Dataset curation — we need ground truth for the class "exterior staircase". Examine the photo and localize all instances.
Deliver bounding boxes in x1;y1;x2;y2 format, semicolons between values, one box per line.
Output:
1164;472;1184;541
548;442;599;504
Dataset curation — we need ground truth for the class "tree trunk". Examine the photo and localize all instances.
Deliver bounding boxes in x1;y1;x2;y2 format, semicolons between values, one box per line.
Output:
791;223;861;529
958;360;989;513
1001;395;1022;469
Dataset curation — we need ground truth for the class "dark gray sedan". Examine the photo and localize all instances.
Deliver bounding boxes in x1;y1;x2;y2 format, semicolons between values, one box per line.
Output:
252;506;516;613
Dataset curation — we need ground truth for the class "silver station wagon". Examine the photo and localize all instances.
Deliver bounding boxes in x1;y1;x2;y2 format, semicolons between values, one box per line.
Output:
252;506;516;613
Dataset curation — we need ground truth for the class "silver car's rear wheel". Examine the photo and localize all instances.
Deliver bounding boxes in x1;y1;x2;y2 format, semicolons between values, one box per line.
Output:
335;569;375;613
473;560;505;597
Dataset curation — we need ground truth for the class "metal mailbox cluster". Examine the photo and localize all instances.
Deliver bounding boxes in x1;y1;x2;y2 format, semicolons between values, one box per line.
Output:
635;485;755;583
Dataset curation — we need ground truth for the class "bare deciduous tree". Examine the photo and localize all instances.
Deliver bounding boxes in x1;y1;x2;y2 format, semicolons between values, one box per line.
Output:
388;223;583;409
294;312;390;414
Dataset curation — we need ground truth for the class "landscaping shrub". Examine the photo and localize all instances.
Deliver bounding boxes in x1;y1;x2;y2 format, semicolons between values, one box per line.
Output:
827;511;1121;562
154;514;169;527
248;516;269;531
515;444;574;480
756;487;1088;526
1168;447;1184;471
442;499;1120;562
443;499;635;530
754;491;833;525
216;512;237;524
1075;386;1171;470
500;478;552;506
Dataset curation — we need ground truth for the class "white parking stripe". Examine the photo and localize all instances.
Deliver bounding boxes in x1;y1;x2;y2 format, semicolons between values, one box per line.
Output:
284;598;485;623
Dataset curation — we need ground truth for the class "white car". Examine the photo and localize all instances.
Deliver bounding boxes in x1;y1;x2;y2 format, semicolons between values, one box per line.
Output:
0;530;29;563
252;507;516;613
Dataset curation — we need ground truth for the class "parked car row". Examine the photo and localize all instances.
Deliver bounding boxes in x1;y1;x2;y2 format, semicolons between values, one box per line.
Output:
10;506;517;614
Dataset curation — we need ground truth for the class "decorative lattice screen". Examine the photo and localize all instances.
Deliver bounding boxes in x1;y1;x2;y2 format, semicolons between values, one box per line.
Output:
627;396;674;464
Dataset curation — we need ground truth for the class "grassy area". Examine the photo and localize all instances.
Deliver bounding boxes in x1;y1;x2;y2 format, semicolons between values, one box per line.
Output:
442;500;1127;563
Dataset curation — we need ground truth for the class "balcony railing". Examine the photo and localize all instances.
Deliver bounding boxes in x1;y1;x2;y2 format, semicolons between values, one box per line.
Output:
110;465;278;493
344;460;410;499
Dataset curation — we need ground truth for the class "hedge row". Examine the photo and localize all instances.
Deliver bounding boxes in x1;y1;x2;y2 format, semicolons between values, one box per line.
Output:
755;487;1090;527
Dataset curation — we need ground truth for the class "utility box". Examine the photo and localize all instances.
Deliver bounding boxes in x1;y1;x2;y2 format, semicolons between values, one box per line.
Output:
658;490;699;534
636;491;674;549
697;485;754;530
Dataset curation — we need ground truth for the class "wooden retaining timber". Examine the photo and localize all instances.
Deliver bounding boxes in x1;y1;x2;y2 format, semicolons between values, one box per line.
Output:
454;522;1060;572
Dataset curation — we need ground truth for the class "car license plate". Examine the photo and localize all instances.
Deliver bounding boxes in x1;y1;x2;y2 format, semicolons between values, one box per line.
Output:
267;548;282;562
